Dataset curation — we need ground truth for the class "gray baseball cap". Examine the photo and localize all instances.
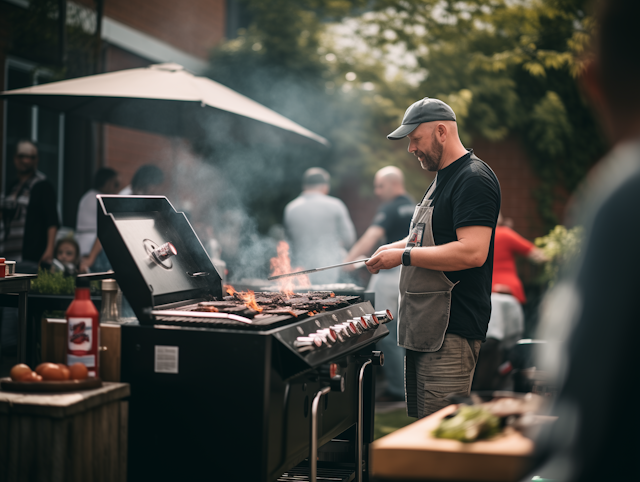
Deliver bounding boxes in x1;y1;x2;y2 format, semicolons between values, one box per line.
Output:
387;97;456;140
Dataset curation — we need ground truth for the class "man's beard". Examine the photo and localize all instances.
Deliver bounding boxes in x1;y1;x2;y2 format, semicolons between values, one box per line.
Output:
417;132;443;171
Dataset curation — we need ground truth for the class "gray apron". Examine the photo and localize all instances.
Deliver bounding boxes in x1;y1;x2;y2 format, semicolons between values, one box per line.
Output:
398;175;456;352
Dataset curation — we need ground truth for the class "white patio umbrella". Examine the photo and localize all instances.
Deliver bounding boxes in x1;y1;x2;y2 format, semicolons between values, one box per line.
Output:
0;63;329;146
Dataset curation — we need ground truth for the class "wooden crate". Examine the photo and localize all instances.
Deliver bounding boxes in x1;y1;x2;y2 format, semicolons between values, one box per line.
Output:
41;318;122;382
0;382;130;482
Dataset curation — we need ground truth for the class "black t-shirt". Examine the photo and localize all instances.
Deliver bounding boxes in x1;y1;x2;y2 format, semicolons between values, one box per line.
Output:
424;150;501;340
23;179;60;263
372;194;414;243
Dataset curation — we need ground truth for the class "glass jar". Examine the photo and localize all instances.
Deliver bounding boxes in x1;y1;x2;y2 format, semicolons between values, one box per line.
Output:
100;278;122;323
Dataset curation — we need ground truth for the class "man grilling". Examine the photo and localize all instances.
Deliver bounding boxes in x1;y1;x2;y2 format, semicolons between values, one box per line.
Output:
366;98;501;418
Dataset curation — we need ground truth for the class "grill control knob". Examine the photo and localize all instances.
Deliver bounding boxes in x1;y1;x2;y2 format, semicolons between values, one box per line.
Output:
294;336;323;352
352;317;369;332
315;329;337;346
318;328;341;343
363;314;380;327
375;310;393;323
340;321;358;335
332;324;351;338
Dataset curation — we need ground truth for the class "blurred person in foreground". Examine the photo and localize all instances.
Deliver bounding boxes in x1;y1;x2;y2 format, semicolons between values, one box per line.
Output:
344;166;414;402
366;98;501;418
76;168;120;262
283;167;356;285
81;165;164;272
0;140;59;273
472;212;547;390
530;0;640;480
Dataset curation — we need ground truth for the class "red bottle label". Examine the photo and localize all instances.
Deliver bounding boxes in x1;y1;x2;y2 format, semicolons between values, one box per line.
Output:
67;317;99;376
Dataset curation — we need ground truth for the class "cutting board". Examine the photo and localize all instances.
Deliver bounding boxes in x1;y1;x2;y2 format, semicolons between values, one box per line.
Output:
370;404;534;482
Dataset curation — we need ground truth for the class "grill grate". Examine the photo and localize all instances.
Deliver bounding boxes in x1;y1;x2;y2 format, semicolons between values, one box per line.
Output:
152;295;362;330
277;465;355;482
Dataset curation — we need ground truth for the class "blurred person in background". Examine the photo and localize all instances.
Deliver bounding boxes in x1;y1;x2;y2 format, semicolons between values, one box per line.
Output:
472;212;546;390
0;139;59;273
284;167;356;285
81;165;164;272
530;0;640;479
50;237;81;276
119;164;165;195
76;168;120;261
344;166;414;402
0;140;59;360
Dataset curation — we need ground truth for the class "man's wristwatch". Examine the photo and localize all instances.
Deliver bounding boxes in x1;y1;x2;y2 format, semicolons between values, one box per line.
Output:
402;247;413;267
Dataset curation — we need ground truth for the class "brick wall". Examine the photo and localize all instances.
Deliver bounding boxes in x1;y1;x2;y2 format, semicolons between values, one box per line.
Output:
473;137;549;240
100;0;226;189
104;0;226;60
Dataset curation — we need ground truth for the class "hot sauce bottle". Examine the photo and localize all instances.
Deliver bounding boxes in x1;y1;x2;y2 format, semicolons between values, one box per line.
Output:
66;277;100;377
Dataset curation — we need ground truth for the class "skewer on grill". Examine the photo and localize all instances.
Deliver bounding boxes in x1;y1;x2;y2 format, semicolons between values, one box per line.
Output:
267;258;371;281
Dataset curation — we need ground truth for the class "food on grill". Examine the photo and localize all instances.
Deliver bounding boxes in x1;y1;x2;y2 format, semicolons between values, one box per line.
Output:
433;405;501;443
194;290;358;321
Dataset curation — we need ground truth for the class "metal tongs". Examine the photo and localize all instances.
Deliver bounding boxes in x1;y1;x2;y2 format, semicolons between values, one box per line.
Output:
267;258;371;281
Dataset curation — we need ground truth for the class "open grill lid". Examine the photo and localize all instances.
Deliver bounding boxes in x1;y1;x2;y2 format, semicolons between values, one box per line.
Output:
97;195;223;323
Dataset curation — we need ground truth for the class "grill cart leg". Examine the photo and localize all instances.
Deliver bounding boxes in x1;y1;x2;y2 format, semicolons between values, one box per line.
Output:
356;351;384;482
310;375;346;482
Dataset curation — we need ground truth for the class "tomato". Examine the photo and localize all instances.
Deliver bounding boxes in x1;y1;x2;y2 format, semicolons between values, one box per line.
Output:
40;364;68;381
10;364;33;381
68;363;89;380
57;364;71;380
36;362;59;376
22;371;42;382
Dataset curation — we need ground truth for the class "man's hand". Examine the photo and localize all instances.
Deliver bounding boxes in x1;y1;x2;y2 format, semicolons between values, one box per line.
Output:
365;248;403;274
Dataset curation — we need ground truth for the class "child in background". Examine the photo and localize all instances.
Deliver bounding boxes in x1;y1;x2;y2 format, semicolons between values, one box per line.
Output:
52;238;80;275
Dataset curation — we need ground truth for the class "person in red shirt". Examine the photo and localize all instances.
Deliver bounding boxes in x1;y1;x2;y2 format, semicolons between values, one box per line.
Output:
492;214;546;303
473;213;546;389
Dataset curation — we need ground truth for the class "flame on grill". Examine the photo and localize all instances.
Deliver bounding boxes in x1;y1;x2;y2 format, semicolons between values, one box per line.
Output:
238;290;263;313
224;285;236;296
269;241;310;297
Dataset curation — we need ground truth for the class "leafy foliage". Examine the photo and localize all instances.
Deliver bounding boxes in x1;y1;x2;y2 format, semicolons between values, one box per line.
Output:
348;0;606;228
206;0;605;241
535;224;583;286
30;269;76;295
30;270;100;295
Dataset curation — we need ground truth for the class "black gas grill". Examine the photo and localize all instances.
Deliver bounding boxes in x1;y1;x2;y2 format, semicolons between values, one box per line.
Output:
97;196;389;482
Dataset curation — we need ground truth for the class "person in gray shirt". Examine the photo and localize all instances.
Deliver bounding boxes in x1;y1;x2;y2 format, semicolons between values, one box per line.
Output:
284;168;356;285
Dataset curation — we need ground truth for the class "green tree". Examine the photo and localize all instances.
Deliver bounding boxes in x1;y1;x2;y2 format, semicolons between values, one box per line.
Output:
207;0;605;235
335;0;606;228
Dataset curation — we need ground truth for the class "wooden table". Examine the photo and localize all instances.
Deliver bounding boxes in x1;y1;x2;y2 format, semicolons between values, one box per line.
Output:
0;382;130;482
0;274;37;363
370;405;534;482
